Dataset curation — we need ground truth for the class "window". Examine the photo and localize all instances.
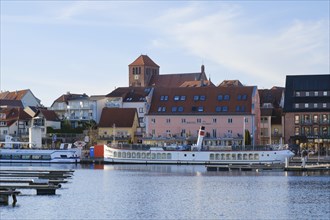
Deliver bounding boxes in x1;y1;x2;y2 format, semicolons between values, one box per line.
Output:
237;95;241;100
197;118;202;123
166;118;171;123
295;91;300;97
198;106;204;112
228;118;233;123
160;96;168;101
200;96;206;101
213;118;217;123
172;107;177;112
224;95;230;100
217;95;223;101
305;103;309;108
181;118;186;123
180;96;186;101
242;94;247;100
295;103;300;109
314;91;319;96
222;106;228;112
294;115;300;124
313;115;319;123
215;106;221;112
314;103;318;108
306;92;310;96
174;96;180;101
151;118;156;123
139;107;144;113
178;106;184;112
295;127;300;135
158;107;162;112
324;91;328;96
236;106;240;112
212;129;217;138
323;103;327;108
193;96;199;101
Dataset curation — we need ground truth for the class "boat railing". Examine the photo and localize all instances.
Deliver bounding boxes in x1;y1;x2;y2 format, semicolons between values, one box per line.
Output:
111;143;157;151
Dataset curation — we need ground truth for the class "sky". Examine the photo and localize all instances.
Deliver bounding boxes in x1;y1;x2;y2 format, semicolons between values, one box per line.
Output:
1;1;329;107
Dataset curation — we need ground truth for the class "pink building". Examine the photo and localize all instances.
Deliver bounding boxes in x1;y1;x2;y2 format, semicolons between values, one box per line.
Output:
144;84;260;147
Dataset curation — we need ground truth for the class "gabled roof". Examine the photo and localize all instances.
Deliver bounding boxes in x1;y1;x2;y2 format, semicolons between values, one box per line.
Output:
0;89;30;100
148;72;208;88
0;107;32;126
51;93;89;106
148;86;255;115
106;87;153;102
259;87;284;108
38;109;60;121
98;108;137;128
218;80;243;87
180;80;215;87
129;55;159;67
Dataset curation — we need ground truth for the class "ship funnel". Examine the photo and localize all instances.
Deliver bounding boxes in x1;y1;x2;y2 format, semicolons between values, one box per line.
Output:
195;126;205;151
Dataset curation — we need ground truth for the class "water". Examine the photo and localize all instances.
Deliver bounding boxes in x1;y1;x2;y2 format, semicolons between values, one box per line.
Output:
1;164;330;220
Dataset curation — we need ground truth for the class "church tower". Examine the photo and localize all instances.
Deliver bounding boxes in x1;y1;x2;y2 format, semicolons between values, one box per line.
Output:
128;55;160;87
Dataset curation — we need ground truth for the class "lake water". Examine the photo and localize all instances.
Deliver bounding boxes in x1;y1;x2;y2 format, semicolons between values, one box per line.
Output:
1;163;329;220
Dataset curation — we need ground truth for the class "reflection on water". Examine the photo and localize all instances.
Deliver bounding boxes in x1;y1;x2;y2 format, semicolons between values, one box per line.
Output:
1;164;329;220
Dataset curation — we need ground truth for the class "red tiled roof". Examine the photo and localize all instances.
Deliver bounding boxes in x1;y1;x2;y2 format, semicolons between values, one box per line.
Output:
98;108;137;128
259;87;284;108
0;107;32;126
129;55;159;67
180;80;215;87
39;109;60;121
218;80;243;87
148;72;208;87
0;89;29;100
148;86;255;115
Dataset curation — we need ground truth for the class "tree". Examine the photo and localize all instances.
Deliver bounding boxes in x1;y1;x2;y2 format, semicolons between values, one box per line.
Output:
245;129;251;145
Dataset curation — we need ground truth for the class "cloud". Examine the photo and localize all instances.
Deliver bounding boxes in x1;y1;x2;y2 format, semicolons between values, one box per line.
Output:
152;3;329;86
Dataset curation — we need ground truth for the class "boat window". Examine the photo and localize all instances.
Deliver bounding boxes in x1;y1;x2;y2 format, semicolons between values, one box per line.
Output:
22;155;31;160
118;152;121;158
219;154;224;160
167;153;171;159
162;153;166;159
232;154;236;160
142;153;146;159
226;154;230;160
32;155;42;160
132;152;136;158
210;154;214;160
216;154;220;160
147;153;151;159
238;154;242;160
249;154;253;160
114;152;117;157
41;155;51;160
1;154;11;159
60;155;68;158
254;154;259;160
12;155;21;160
243;154;248;160
122;152;126;158
127;152;131;158
157;153;161;159
151;153;156;159
137;152;141;158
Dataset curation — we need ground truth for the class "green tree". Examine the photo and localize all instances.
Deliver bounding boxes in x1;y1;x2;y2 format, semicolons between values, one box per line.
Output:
245;129;251;145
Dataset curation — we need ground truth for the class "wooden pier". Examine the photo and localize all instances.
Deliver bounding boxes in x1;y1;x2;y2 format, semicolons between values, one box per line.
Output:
0;169;74;205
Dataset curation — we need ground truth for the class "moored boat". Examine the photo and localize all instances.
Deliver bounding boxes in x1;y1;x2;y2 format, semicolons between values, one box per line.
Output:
103;126;294;165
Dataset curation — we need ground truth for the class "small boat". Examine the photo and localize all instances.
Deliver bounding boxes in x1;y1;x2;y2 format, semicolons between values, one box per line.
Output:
0;136;81;163
104;126;294;165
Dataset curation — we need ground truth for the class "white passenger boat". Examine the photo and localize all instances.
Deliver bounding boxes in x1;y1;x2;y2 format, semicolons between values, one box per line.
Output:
0;136;81;163
104;126;294;165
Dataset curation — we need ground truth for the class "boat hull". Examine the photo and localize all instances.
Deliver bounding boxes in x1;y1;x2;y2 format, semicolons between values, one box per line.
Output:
0;148;81;163
104;147;294;165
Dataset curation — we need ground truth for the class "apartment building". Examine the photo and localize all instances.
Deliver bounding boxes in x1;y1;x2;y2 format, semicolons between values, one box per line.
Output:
283;74;330;155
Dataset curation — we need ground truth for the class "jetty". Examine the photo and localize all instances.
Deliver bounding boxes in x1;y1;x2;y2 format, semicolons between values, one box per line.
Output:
0;169;74;205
